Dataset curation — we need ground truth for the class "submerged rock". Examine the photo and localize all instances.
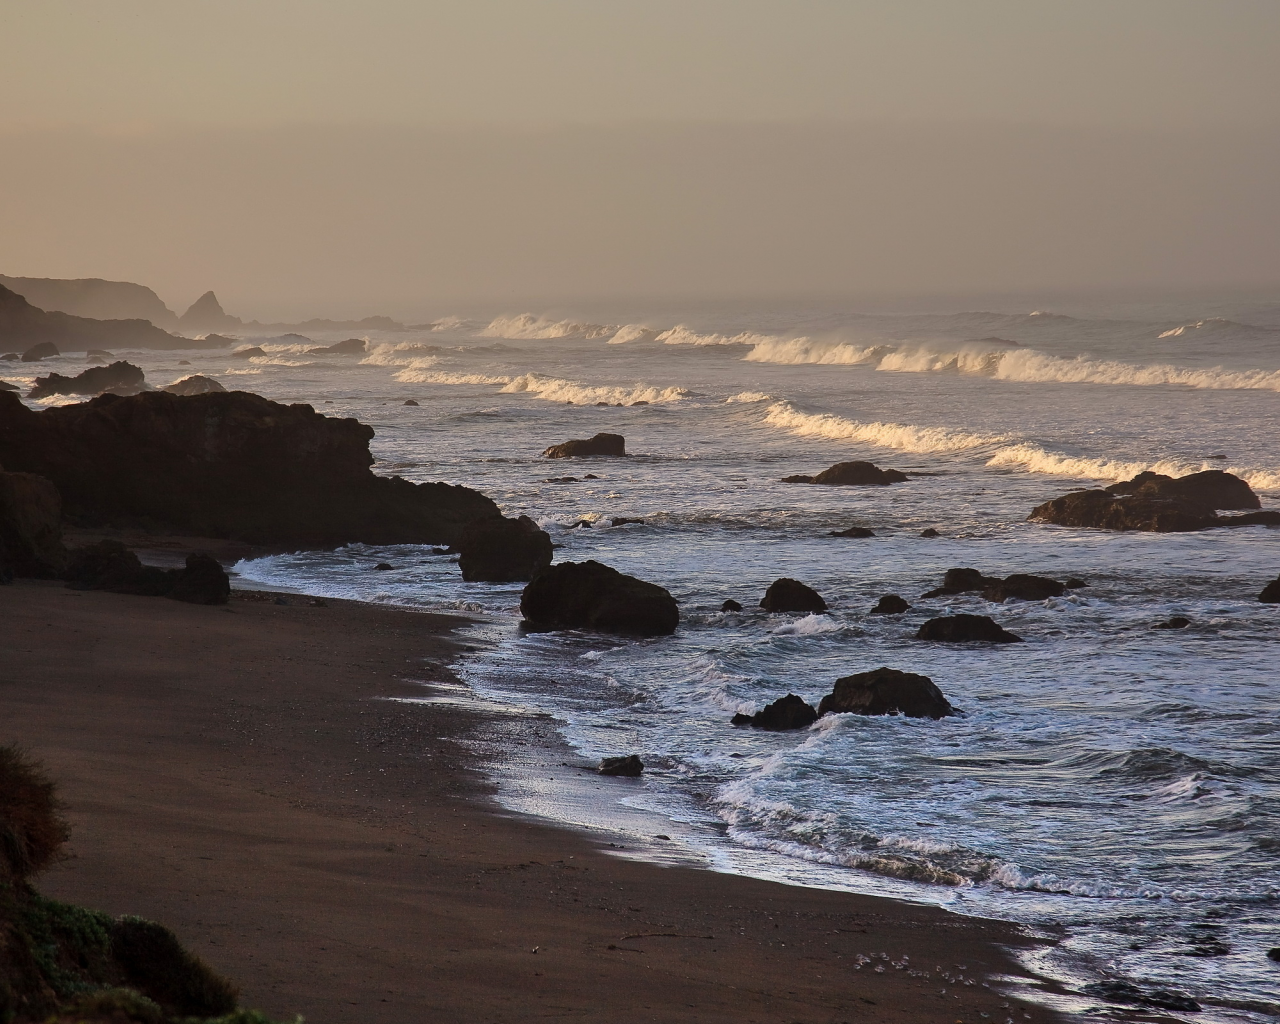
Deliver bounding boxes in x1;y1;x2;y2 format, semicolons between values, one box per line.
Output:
760;577;827;613
598;754;644;777
1031;471;1278;532
1153;616;1192;630
28;360;145;399
0;390;501;547
0;470;67;579
456;514;553;583
1259;577;1280;603
869;594;911;615
520;560;679;635
732;694;818;731
783;460;907;486
830;526;876;538
921;567;1069;602
817;667;955;719
231;346;266;359
162;374;225;396
920;527;940;537
542;432;626;458
720;599;743;612
917;614;1023;643
403;399;419;406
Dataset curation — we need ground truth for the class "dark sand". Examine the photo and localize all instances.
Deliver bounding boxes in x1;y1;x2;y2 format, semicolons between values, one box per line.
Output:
1;580;1066;1023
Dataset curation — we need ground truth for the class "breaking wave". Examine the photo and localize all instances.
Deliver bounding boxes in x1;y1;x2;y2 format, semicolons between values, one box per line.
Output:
479;313;616;340
986;445;1280;492
500;373;691;405
393;368;512;386
361;342;442;367
763;401;1006;454
656;325;775;347
607;324;660;344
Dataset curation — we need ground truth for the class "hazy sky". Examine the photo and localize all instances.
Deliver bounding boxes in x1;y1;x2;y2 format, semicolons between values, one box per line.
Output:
2;1;1278;318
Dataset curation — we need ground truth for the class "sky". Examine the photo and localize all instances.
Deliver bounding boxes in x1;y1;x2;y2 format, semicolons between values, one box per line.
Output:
2;1;1278;318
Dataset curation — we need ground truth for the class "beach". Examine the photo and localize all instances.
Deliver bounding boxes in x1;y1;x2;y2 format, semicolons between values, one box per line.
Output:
1;578;1061;1023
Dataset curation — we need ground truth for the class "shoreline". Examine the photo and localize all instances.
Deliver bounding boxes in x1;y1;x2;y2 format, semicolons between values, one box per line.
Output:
1;578;1071;1023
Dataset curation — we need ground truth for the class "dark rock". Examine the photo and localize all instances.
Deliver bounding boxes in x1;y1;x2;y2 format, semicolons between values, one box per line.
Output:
63;540;174;596
1106;469;1259;510
817;667;955;719
542;432;626;458
595;401;610;406
0;390;501;547
21;342;60;362
732;693;818;731
1064;577;1088;588
1;354;17;361
1032;471;1278;532
1153;616;1191;630
870;594;910;615
630;400;649;406
545;476;579;483
921;567;1068;602
375;562;394;570
308;337;366;355
163;374;226;396
0;380;18;391
760;578;827;613
86;349;114;358
917;614;1023;643
920;528;940;537
403;399;419;406
521;560;678;635
231;346;266;359
598;754;644;777
1260;577;1280;603
830;526;876;538
28;360;146;400
584;474;599;479
610;517;644;527
0;470;67;578
784;460;907;486
457;514;553;583
567;520;593;529
1080;980;1200;1013
166;552;230;605
720;599;743;612
1268;947;1280;961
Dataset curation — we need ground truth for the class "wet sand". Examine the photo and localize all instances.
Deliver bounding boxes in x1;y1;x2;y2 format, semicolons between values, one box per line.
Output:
1;579;1066;1023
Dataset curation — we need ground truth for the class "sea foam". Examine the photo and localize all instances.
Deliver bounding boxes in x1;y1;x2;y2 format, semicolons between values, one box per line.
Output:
479;313;616;340
500;373;690;405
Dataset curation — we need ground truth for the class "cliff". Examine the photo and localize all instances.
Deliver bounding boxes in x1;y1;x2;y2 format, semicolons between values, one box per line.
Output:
0;390;501;547
0;275;178;328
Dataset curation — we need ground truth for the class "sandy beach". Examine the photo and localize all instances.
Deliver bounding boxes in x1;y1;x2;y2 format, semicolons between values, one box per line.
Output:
0;578;1068;1024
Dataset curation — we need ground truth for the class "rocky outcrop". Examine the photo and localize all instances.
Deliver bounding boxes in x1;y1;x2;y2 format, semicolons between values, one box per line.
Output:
921;567;1075;601
1031;471;1279;532
0;283;213;351
760;578;827;613
0;390;502;547
1259;577;1280;603
22;342;60;362
870;594;910;615
917;614;1022;643
62;541;229;603
0;470;67;579
178;291;242;333
308;338;366;355
817;667;955;719
542;432;626;458
598;755;644;776
456;514;553;582
830;526;875;538
732;694;818;730
520;560;679;635
783;461;907;486
28;361;146;400
0;275;179;327
163;375;226;395
0;380;18;391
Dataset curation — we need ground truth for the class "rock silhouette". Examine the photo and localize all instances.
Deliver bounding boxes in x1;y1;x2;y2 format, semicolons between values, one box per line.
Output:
760;578;827;613
783;460;907;485
817;667;955;719
732;694;818;730
869;594;910;615
917;614;1023;643
28;361;146;400
163;375;226;396
542;433;626;458
456;515;553;582
520;560;679;635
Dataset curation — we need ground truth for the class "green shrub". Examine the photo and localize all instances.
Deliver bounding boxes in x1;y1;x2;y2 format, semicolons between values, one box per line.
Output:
110;917;238;1018
0;745;69;878
63;986;167;1023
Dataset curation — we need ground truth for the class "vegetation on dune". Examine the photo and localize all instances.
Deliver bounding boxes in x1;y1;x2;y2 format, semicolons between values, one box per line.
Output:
0;745;296;1024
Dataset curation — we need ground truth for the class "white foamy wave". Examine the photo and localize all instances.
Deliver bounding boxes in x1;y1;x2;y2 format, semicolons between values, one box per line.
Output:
655;325;774;347
479;313;616;340
991;349;1280;392
247;356;312;367
393;368;512;386
763;401;1006;454
222;368;264;375
500;373;690;405
360;342;441;367
607;324;660;345
427;315;476;332
769;613;841;635
745;337;891;365
725;391;772;403
986;445;1280;492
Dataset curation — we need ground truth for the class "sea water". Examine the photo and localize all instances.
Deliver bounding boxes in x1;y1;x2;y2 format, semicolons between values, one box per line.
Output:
19;295;1280;1018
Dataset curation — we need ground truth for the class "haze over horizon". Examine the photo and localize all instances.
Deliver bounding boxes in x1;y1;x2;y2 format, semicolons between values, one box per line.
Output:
2;0;1278;320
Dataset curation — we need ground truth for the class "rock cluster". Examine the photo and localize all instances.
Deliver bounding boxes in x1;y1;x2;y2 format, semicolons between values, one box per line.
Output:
0;390;501;547
64;541;230;604
922;567;1079;601
542;432;626;458
782;460;907;485
456;514;553;582
1031;470;1280;532
520;560;679;635
28;361;146;400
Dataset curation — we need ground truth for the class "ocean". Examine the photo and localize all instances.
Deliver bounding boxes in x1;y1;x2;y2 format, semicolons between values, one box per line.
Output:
17;294;1280;1019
